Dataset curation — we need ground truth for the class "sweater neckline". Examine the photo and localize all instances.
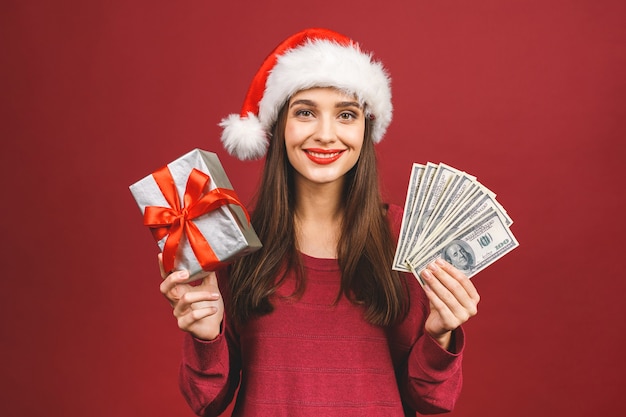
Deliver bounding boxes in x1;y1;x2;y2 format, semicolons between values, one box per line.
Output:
299;252;340;272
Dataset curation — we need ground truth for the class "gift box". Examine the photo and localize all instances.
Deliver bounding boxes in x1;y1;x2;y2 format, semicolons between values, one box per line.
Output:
129;148;262;281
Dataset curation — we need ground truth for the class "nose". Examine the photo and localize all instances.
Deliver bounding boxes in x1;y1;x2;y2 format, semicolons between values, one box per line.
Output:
314;115;337;144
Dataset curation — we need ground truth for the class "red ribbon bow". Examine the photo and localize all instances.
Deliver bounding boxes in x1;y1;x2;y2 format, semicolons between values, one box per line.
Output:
143;165;250;273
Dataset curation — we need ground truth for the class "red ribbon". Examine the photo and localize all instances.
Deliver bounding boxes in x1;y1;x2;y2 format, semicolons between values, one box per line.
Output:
143;165;250;273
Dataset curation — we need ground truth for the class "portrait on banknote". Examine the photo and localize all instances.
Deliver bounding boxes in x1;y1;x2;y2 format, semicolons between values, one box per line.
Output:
442;240;475;274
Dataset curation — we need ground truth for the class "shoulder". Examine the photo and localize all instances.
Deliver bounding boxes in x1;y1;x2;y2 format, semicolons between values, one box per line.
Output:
384;203;404;239
385;203;404;222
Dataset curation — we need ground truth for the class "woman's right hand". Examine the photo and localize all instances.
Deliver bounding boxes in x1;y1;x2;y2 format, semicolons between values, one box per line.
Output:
158;254;224;341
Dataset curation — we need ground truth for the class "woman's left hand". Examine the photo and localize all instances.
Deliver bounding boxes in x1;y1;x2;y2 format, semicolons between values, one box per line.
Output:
420;258;480;350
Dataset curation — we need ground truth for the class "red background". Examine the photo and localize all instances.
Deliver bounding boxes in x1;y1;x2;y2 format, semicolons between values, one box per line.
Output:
2;1;625;416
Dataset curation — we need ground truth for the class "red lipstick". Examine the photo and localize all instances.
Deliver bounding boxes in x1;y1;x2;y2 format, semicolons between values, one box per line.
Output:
304;148;345;165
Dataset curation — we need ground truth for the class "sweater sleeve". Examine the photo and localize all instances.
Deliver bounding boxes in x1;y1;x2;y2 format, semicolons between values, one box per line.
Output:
403;324;465;413
386;203;465;414
389;276;465;414
178;270;241;417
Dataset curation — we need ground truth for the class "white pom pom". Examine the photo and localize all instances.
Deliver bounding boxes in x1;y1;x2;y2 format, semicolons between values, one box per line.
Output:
219;113;268;160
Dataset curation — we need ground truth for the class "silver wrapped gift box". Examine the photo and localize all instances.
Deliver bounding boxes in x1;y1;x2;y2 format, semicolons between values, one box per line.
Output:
129;148;262;281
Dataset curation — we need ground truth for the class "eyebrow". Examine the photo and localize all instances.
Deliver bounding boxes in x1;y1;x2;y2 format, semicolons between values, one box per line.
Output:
289;99;362;109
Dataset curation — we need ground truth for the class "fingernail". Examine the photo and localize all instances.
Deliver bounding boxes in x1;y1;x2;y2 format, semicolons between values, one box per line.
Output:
435;258;447;267
418;269;430;289
421;268;433;280
177;270;189;279
428;262;439;272
419;270;432;291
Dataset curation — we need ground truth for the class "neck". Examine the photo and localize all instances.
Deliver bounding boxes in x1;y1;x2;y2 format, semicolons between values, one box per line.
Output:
293;176;344;220
293;179;344;258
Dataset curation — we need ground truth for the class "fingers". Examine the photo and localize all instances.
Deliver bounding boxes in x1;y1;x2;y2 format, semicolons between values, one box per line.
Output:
155;255;223;339
172;283;223;336
422;259;479;307
159;268;220;311
159;269;190;306
435;259;480;305
174;289;220;317
174;289;220;316
420;258;480;325
176;307;220;333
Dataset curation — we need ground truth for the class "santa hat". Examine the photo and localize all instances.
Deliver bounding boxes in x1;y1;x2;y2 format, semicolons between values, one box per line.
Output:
219;28;393;160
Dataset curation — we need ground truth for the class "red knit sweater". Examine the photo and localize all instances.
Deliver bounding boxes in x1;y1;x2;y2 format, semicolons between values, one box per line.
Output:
179;205;465;416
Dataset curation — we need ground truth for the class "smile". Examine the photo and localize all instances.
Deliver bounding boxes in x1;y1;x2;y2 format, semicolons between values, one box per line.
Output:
304;149;345;165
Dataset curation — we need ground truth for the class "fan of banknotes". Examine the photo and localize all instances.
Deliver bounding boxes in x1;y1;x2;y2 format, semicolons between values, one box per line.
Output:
393;162;519;284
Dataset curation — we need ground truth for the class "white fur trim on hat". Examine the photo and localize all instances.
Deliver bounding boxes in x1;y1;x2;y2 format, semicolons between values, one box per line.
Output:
260;39;392;146
219;28;392;160
219;112;268;160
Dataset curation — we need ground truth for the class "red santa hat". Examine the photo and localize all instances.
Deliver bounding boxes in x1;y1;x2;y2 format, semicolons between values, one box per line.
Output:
219;28;393;160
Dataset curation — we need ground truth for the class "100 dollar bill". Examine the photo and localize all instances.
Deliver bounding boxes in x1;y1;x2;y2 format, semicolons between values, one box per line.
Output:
407;210;519;284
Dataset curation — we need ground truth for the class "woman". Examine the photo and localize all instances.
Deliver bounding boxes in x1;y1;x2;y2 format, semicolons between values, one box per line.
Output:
159;28;480;416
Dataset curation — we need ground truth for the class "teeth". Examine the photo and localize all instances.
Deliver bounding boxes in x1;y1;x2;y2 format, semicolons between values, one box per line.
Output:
308;151;341;158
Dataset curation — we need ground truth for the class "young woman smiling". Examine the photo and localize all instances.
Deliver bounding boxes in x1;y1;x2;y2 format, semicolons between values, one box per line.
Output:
158;28;480;417
285;88;365;188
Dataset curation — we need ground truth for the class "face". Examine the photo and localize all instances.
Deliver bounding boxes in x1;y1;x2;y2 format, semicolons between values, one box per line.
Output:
284;87;365;188
445;243;469;269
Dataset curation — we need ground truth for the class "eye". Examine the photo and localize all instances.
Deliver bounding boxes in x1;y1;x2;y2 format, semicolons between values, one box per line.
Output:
338;111;358;120
295;109;313;117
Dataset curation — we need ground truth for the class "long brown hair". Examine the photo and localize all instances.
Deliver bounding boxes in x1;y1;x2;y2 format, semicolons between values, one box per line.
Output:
228;100;408;327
